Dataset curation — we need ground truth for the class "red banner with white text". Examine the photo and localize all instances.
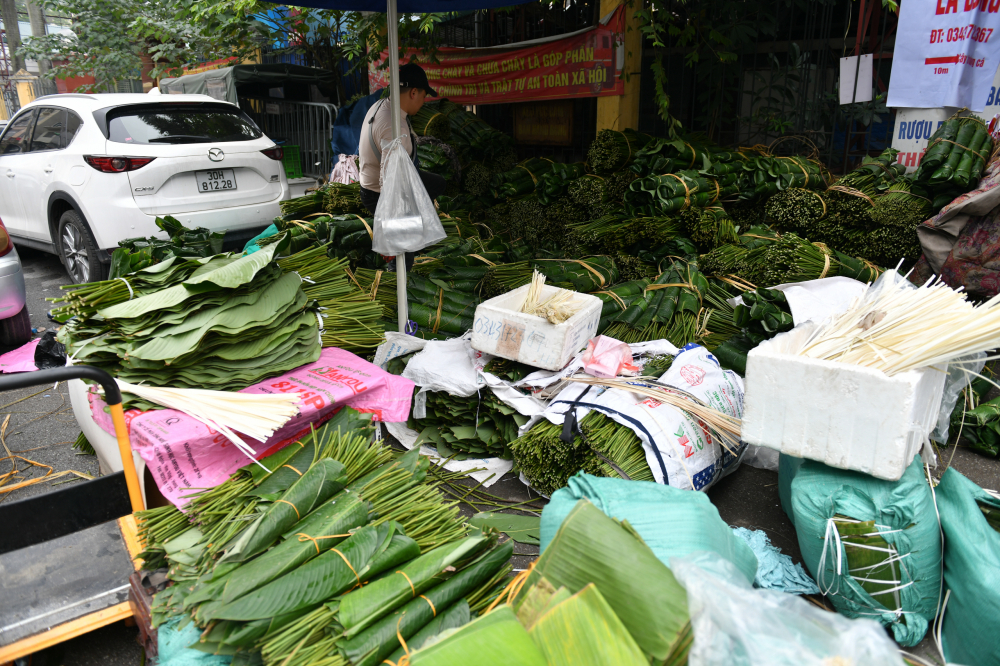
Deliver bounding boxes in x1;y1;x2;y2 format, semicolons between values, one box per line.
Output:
369;6;625;105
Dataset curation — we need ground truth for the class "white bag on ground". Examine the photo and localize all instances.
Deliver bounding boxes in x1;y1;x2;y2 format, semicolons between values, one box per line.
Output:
371;137;445;254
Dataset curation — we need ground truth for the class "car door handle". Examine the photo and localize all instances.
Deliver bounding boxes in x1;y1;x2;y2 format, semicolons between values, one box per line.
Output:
44;167;53;173
5;171;12;178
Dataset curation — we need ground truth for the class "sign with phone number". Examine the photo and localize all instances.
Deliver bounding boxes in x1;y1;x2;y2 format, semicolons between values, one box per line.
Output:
888;0;1000;110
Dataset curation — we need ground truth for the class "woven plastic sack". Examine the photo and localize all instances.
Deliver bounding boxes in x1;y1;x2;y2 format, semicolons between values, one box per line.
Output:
371;137;445;254
158;617;232;666
936;467;1000;665
670;551;905;666
789;458;942;646
540;472;758;584
777;453;804;520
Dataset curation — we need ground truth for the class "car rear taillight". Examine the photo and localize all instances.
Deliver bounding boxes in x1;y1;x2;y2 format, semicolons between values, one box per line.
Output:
260;146;284;161
84;156;156;173
0;217;13;257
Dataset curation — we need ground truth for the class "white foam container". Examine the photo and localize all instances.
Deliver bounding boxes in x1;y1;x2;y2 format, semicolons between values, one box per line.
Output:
470;284;601;371
741;325;948;481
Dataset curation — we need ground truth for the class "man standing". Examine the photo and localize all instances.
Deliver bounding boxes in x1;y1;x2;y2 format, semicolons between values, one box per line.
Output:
358;62;446;216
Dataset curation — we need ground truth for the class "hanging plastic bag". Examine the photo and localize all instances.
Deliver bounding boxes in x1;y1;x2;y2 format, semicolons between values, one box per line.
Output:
580;335;637;378
372;137;445;255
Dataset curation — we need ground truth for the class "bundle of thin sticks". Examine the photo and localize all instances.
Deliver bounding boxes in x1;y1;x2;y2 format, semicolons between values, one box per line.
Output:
520;270;582;324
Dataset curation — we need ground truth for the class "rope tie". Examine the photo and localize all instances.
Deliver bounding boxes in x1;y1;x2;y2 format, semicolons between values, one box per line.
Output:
486;560;537;613
419;595;437;616
800;188;828;218
814;243;832;279
781;156;811;186
516;165;538;185
614;129;633;162
594;289;628;310
421;112;442;134
828;185;875;206
116;277;134;300
370;270;383;301
397;571;416;597
344;267;365;293
296;532;352;555
282;464;303;476
357;215;373;239
467;254;496;267
665;173;692;210
332;547;361;586
275;499;300;520
535;259;608;287
709;178;720;204
683;141;696;168
432;289;444;334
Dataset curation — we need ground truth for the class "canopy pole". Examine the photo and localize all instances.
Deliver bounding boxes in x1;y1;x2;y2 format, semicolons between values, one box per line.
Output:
386;0;408;334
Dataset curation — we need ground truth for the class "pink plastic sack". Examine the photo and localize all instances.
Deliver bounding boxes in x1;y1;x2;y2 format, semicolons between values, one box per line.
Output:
0;339;39;373
89;347;415;506
581;335;638;378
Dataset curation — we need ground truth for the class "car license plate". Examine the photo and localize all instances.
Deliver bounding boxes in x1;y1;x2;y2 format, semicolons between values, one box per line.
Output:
196;169;236;193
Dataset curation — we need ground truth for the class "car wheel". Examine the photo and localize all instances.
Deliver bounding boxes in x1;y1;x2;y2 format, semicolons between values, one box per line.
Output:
0;305;31;347
57;210;106;284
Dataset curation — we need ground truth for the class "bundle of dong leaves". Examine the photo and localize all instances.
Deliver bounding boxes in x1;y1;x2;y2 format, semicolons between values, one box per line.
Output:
55;241;383;392
141;411;515;666
405;498;692;666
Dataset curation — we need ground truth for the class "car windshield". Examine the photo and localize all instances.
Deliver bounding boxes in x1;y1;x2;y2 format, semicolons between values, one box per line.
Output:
107;106;262;145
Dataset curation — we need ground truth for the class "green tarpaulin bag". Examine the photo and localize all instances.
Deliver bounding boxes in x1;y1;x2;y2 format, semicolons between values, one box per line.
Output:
777;453;804;521
789;458;941;647
936;467;1000;665
540;472;758;585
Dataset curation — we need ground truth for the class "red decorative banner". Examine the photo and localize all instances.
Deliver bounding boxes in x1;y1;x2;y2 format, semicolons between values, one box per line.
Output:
369;6;625;104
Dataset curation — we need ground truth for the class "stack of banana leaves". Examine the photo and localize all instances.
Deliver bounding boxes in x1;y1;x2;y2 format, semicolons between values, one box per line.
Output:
411;102;453;142
628;136;725;177
441;100;518;172
351;268;480;340
914;114;995;208
707;154;828;203
535;162;587;205
56;243;383;391
140;412;515;666
385;354;529;460
711;287;795;374
416;137;462;188
587;128;654;173
681;206;740;253
403;499;692;666
109;215;224;279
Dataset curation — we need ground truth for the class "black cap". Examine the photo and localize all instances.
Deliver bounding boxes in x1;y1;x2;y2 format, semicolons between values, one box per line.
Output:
398;63;437;97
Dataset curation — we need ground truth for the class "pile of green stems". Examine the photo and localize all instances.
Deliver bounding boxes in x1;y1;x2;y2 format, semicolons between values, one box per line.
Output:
463;162;493;197
682;206;739;252
352;268;479;337
493;158;555;198
281;190;326;218
568;174;608;207
509;410;652;496
323;182;365;215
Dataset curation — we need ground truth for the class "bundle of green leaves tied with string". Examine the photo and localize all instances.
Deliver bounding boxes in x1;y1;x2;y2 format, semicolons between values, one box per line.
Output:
481;256;619;299
587;128;653;173
492;158;555;198
711;287;795;375
349;268;480;339
535;162;587;205
509;410;653;495
681;206;739;252
416;137;462;187
915;113;995;208
411;102;453;142
565;213;685;257
280;187;327;218
625;169;738;216
143;415;516;666
56;242;382;392
723;154;827;202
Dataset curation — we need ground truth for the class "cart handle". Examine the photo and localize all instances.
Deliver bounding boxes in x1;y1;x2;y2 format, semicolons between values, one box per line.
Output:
0;366;144;513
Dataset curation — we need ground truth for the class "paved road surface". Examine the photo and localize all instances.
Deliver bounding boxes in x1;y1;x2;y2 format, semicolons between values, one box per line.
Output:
3;245;999;665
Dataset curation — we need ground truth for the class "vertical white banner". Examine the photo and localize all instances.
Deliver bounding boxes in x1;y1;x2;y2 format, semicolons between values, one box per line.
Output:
888;0;1000;110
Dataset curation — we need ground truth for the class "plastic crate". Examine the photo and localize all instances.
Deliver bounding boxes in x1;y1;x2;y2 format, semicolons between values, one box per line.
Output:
282;145;303;179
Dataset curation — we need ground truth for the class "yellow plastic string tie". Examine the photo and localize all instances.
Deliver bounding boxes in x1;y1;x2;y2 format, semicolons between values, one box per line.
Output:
275;499;300;520
370;270;383;301
486;560;537;613
594;290;627;311
422;112;442;134
296;532;352;555
332;547;361;585
432;289;444;334
535;259;607;287
282;464;303;476
397;570;416;597
683;141;696;168
419;595;437;616
467;254;496;267
516;164;538;185
665;173;692;210
357;216;373;239
813;243;832;279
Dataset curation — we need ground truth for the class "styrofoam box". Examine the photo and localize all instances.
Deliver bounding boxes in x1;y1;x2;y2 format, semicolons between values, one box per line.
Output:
470;284;601;371
741;327;948;481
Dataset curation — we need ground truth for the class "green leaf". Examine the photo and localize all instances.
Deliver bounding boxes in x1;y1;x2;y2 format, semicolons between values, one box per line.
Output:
470;512;541;545
409;605;548;666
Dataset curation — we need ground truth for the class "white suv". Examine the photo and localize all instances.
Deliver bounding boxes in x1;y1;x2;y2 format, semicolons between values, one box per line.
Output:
0;93;290;283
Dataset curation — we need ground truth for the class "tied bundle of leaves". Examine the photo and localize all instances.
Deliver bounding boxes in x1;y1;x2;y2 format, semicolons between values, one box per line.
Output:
731;154;827;202
411;103;452;142
567;174;608;208
682;206;739;252
533;256;619;293
764;187;828;237
587;129;653;173
109;215;224;280
351;268;480;338
409;389;528;460
625;169;737;216
950;375;1000;457
281;189;326;218
712;288;794;374
602;261;707;346
509;410;653;496
536;163;586;205
493;158;555;198
323;182;365;215
416;136;462;185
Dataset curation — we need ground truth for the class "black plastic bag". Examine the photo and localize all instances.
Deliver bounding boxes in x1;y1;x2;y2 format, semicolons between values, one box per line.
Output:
34;331;66;369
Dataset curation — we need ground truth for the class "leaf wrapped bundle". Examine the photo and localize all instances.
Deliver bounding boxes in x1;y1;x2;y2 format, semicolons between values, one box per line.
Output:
532;256;618;292
953;123;991;189
384;601;470;663
493;158;554;198
339;539;514;666
339;534;489;635
927;118;980;186
409;605;548;666
918;117;961;173
587;129;653;173
412;105;452;142
513;499;690;662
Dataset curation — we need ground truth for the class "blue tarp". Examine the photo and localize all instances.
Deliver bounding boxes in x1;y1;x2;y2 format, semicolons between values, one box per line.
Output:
331;89;385;157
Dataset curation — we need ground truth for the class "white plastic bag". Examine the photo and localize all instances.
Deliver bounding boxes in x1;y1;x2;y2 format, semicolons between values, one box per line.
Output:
670;551;905;666
372;137;445;254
